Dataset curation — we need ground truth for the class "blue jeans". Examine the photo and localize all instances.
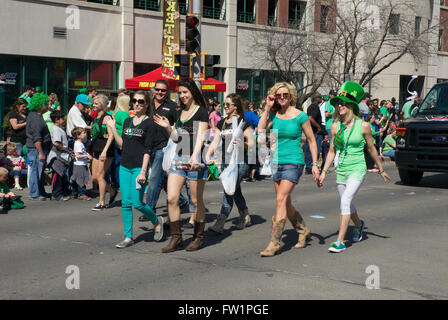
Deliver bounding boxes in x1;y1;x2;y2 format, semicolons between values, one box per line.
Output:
146;149;188;213
27;148;49;198
220;163;249;217
384;150;395;160
305;133;323;171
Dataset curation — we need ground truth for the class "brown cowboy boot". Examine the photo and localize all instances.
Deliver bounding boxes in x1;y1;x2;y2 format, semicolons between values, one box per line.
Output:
260;216;286;257
185;221;206;251
161;221;183;253
289;211;311;249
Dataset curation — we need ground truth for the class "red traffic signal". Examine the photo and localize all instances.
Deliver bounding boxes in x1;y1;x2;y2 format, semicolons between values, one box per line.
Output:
185;14;200;54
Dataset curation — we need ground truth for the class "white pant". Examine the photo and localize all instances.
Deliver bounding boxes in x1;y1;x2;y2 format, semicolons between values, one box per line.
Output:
337;178;363;215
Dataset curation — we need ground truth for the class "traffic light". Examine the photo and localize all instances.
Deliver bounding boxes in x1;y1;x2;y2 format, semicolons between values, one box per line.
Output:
185;14;200;54
174;54;190;78
203;54;221;78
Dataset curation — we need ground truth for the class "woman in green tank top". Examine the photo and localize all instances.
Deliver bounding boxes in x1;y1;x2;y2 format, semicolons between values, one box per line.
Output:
319;81;391;253
258;82;320;257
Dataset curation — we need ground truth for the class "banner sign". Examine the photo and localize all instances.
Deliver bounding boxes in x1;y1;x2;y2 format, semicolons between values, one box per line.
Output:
162;0;180;80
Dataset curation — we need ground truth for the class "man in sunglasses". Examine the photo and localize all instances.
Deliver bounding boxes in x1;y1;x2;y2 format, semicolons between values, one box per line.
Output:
139;80;189;222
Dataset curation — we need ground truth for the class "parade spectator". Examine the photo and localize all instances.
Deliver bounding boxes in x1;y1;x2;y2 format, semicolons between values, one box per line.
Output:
0;167;19;214
6;143;27;190
257;98;266;117
154;78;209;253
49;93;61;111
19;85;33;106
47;111;71;201
66;94;92;138
305;94;323;174
319;81;391;253
26;93;52;201
90;94;116;211
87;87;97;104
243;99;259;131
358;92;371;119
104;90;164;248
382;127;397;161
401;96;417;120
71;127;92;200
324;91;336;141
9;98;28;156
258;82;319;257
321;134;330;166
206;93;255;234
208;100;221;141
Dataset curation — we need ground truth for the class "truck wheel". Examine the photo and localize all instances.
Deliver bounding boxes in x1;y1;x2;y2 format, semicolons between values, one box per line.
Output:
398;168;423;185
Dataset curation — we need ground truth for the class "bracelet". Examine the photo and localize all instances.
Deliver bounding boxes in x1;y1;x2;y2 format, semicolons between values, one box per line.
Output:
322;169;327;173
311;162;319;167
378;170;385;174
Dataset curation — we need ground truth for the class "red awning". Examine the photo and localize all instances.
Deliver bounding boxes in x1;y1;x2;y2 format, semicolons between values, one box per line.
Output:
125;67;226;92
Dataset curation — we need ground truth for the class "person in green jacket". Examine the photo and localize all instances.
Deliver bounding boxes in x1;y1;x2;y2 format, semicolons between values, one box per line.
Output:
382;127;397;160
319;81;391;253
112;94;131;137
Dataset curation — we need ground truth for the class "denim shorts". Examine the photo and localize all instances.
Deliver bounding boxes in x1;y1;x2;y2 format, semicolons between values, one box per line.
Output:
169;167;208;181
272;164;304;184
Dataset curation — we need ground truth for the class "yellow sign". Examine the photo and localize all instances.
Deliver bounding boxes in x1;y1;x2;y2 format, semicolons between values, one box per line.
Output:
138;82;156;88
202;85;216;90
162;1;180;79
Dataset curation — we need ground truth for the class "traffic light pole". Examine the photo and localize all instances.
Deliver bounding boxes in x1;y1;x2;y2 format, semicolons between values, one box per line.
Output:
192;0;202;91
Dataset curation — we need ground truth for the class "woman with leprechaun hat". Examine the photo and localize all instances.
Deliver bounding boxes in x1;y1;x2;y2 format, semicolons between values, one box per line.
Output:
318;81;391;253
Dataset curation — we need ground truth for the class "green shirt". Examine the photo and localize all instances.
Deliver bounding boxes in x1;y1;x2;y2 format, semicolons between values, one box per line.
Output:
324;101;335;130
336;120;366;183
380;106;390;117
42;111;54;135
402;101;414;119
113;110;131;137
382;134;396;154
269;112;309;165
0;182;10;194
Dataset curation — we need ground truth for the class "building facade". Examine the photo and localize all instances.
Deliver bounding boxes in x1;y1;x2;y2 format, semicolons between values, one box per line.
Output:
1;0;448;120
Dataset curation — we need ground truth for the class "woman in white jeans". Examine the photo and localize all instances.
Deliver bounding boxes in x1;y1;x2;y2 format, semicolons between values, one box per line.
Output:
319;81;391;253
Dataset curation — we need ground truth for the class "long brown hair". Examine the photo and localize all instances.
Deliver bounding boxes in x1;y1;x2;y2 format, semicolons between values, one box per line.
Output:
134;90;153;117
226;93;246;119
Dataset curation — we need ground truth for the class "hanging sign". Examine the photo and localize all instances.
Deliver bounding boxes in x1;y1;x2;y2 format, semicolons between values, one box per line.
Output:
161;0;180;80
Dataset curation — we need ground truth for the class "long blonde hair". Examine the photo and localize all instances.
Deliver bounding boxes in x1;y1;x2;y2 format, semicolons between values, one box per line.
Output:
333;103;359;124
267;82;298;107
114;94;130;116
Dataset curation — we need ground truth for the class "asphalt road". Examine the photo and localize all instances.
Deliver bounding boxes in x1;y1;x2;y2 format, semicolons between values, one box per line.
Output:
1;162;448;300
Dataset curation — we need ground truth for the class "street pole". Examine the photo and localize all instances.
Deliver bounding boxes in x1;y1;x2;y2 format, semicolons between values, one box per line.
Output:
192;0;202;91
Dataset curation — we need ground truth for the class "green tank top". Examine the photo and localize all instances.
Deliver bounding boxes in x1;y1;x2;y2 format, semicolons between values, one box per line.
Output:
336;119;366;181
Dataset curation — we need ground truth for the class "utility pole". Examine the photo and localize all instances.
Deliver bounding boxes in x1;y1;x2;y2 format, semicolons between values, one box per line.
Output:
192;0;202;90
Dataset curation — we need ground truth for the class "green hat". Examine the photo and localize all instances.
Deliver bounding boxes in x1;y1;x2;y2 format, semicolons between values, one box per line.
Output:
28;93;50;111
35;86;42;93
79;88;87;94
330;81;364;115
323;95;330;101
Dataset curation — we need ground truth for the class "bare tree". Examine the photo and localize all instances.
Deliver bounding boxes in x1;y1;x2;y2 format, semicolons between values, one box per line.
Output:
246;0;443;103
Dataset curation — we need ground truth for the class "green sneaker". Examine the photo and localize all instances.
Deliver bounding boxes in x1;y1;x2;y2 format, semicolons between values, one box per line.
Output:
352;220;365;242
329;240;346;253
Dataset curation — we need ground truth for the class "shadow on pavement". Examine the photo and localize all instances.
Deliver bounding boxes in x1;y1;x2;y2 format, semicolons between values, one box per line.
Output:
395;173;448;189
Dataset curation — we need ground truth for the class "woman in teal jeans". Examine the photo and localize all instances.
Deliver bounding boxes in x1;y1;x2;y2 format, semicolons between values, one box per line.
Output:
258;82;320;257
105;91;164;248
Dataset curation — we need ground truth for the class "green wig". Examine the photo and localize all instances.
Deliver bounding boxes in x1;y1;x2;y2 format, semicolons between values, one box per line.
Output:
28;93;50;111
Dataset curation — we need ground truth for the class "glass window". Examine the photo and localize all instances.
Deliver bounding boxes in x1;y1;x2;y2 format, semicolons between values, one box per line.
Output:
68;60;87;106
236;69;252;100
89;62;114;90
203;0;225;20
134;0;160;11
289;1;306;30
268;0;277;26
237;0;255;24
415;16;421;37
320;5;329;33
389;14;400;35
24;58;45;91
47;59;67;113
0;55;21;110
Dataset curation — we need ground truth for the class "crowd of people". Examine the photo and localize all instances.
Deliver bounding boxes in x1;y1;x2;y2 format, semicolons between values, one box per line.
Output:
1;78;413;254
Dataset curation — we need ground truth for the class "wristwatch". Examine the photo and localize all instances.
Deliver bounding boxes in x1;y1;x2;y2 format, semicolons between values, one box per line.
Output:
311;162;319;167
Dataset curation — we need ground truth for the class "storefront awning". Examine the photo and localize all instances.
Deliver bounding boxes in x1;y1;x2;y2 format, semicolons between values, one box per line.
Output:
125;67;226;92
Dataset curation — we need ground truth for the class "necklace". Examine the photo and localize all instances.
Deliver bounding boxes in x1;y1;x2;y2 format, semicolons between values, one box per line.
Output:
128;115;147;138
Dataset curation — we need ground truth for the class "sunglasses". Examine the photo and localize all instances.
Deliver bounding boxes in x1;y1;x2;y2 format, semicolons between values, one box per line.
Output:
275;93;290;99
154;88;167;93
335;100;354;108
224;102;234;108
132;98;145;104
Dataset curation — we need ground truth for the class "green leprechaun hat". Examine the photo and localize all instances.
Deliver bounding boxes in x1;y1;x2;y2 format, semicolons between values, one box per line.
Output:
330;81;365;115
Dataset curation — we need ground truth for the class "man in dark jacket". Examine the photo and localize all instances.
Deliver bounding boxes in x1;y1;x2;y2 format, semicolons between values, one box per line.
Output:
26;93;52;200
